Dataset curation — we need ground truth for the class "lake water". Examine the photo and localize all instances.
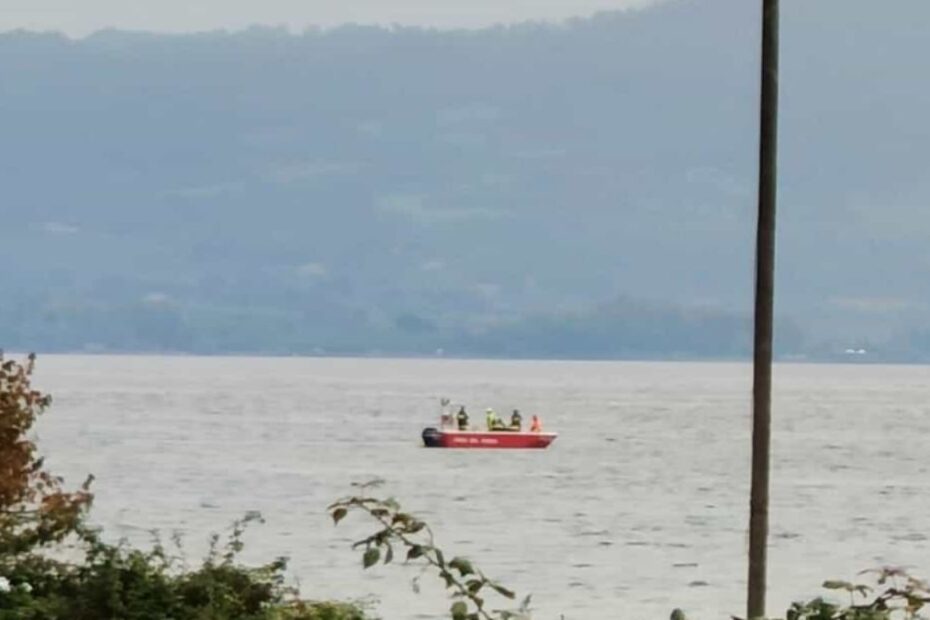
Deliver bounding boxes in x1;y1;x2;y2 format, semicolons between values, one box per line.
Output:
30;355;930;619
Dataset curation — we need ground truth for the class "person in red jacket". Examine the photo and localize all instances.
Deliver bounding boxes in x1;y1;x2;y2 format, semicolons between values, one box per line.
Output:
529;415;542;432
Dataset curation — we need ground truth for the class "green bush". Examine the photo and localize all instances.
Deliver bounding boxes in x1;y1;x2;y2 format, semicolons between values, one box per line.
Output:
0;526;370;620
0;354;369;620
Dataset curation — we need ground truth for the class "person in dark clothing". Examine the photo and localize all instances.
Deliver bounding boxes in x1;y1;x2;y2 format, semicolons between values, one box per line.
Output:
457;406;469;430
510;409;522;430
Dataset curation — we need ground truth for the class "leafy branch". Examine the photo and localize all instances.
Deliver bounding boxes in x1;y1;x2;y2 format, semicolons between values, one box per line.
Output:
784;567;929;620
0;352;94;558
328;481;531;620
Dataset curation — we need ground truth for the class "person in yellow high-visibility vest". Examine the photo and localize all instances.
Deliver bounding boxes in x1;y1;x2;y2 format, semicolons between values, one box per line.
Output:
486;408;499;430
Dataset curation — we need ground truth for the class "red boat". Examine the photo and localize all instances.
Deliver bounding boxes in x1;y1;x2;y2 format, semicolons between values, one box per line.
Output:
421;427;558;449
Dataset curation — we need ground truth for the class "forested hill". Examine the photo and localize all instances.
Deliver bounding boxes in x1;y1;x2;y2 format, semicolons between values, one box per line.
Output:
2;0;929;360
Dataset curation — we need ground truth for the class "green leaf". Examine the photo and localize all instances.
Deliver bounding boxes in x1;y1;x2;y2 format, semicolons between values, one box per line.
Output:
823;580;854;591
407;545;424;561
363;547;380;568
435;548;445;567
384;543;394;565
331;507;347;525
449;557;474;576
490;582;515;599
466;579;484;595
450;601;468;620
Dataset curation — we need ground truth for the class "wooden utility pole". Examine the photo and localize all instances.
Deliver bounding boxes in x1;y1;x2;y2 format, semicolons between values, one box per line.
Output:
748;0;780;617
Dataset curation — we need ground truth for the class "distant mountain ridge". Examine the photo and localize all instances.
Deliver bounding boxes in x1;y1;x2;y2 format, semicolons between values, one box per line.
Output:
2;0;930;360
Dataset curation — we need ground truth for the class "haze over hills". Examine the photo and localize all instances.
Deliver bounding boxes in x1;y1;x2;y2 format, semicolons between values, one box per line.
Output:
2;0;929;360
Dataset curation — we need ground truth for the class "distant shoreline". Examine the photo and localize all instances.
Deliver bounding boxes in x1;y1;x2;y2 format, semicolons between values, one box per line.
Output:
7;349;924;366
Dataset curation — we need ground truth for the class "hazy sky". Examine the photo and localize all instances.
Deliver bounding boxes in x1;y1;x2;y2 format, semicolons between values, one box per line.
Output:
1;0;661;37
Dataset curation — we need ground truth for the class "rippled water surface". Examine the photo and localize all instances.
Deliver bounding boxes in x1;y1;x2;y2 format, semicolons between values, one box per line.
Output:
33;355;930;619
